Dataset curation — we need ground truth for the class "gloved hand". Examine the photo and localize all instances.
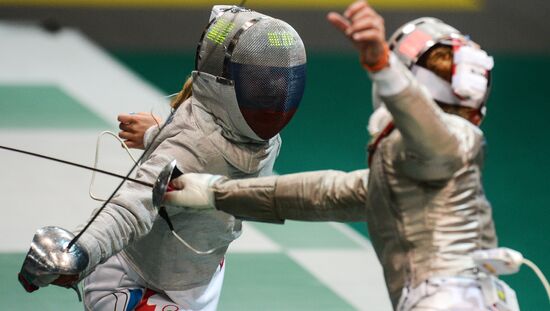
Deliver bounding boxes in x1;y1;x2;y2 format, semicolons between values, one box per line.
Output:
18;227;89;293
163;173;222;210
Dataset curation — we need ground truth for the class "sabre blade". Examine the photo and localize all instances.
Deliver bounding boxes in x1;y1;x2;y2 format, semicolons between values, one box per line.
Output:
0;144;153;188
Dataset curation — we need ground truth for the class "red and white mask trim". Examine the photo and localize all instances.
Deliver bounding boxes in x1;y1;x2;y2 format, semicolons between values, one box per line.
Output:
451;43;494;108
388;18;494;110
410;42;493;109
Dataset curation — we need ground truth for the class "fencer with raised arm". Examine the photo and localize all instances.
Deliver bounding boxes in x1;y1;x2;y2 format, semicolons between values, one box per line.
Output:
163;1;519;310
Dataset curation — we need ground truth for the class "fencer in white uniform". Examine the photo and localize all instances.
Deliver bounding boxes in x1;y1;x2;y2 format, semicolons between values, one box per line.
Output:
18;5;307;311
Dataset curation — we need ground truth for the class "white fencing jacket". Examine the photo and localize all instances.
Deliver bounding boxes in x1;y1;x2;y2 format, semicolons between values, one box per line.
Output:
76;79;281;291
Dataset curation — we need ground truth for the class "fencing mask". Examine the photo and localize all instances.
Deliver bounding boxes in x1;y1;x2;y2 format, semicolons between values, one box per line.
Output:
387;17;493;112
193;5;306;141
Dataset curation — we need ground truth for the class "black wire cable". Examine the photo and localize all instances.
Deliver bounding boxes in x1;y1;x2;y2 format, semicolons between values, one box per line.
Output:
66;109;176;250
0;145;153;188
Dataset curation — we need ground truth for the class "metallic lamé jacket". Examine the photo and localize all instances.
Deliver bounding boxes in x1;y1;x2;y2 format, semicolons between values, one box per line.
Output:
212;60;497;307
366;83;497;306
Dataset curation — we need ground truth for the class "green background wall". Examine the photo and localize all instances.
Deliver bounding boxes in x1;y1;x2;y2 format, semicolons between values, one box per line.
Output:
111;50;550;310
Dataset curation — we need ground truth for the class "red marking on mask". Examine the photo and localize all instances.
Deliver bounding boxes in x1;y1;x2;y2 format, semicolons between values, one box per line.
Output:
240;108;297;140
398;30;432;59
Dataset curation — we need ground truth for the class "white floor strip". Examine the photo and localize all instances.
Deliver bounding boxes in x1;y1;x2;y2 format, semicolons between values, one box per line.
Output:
0;21;171;126
288;248;392;311
228;222;282;253
0;22;168;251
330;222;372;248
0;131;141;251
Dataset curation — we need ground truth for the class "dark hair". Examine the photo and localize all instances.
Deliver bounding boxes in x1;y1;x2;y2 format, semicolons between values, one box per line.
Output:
421;45;453;82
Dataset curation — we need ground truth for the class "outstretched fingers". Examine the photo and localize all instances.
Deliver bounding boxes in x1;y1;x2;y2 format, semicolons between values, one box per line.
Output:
344;0;369;20
117;113;135;125
347;18;383;37
353;29;384;42
327;11;351;33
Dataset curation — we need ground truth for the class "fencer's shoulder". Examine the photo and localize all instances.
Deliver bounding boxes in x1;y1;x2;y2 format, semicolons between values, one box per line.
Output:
444;113;484;161
147;98;195;144
171;97;195;127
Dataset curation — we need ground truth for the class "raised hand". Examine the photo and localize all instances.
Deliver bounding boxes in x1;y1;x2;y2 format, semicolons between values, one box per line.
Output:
117;112;162;149
327;0;388;71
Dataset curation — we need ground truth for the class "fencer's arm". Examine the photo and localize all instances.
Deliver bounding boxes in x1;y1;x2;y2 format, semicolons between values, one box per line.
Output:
143;124;160;148
211;169;369;223
372;54;461;163
18;153;171;291
74;153;173;277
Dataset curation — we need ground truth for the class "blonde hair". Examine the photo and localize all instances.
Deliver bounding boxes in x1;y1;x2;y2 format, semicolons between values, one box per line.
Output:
170;76;193;109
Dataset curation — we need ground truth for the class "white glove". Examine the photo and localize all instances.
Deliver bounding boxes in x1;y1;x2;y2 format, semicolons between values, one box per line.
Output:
163;173;222;210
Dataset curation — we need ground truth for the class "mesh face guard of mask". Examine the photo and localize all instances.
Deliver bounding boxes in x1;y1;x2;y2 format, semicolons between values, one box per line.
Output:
388;17;494;112
195;5;307;140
